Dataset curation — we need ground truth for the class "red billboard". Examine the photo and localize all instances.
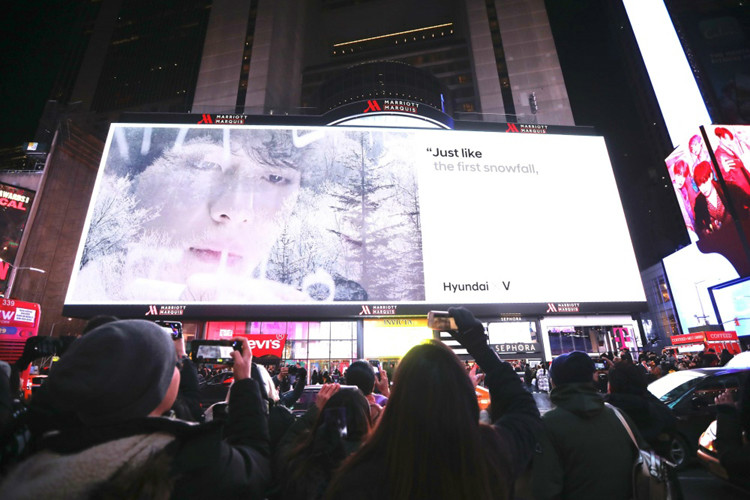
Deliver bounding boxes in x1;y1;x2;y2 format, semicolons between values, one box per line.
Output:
0;183;36;296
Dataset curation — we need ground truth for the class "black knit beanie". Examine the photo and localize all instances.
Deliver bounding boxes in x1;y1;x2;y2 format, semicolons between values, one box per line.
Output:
45;319;175;425
550;351;595;386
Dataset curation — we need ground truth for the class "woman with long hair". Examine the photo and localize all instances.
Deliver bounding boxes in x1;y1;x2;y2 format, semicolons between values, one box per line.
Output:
325;307;541;500
274;384;372;499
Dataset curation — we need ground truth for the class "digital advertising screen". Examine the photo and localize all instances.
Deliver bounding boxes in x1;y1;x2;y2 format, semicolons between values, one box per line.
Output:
63;123;646;319
0;183;36;297
665;124;750;278
663;243;739;337
710;276;750;338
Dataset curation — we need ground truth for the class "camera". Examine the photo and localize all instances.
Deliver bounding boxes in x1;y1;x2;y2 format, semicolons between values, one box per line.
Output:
594;362;607;371
190;340;241;365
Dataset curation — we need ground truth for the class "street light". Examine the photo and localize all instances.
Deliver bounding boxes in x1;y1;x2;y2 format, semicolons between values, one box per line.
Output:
0;257;46;300
0;257;46;274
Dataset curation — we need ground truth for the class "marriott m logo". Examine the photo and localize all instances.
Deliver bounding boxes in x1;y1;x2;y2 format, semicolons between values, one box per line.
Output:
506;123;520;133
359;305;372;315
197;114;213;124
546;303;557;313
363;100;381;113
145;305;159;316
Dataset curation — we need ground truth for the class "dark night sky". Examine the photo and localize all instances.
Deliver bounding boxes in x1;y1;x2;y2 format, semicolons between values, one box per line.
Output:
0;2;80;147
544;1;690;268
0;0;689;269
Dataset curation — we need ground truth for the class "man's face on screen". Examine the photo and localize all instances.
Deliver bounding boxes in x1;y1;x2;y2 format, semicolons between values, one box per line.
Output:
698;178;714;198
134;137;302;281
673;172;685;189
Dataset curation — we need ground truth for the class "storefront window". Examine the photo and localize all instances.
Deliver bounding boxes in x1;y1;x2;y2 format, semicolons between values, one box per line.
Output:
363;318;433;359
205;321;357;382
331;322;356;340
308;322;328;340
331;340;356;359
306;340;329;359
548;328;594;356
289;340;308;359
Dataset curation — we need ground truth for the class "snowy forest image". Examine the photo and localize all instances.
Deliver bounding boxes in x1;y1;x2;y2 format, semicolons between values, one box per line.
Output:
266;129;426;302
71;126;426;303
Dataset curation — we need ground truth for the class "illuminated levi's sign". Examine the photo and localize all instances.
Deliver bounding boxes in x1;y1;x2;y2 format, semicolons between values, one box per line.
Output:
238;334;287;358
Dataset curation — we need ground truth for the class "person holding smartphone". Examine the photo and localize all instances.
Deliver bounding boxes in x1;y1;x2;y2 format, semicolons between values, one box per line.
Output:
326;307;541;499
1;322;271;499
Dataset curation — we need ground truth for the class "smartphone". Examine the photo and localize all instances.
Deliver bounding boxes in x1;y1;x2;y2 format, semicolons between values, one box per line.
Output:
191;340;241;365
427;311;458;331
594;362;606;370
323;407;348;438
155;320;182;340
369;359;381;381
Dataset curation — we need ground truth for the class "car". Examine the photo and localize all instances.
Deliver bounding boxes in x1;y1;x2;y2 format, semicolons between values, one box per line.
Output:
697;420;750;495
290;385;325;417
648;367;750;468
725;351;750;369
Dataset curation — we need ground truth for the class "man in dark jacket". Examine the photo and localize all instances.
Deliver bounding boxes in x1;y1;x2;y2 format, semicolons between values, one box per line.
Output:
0;320;270;500
531;351;639;500
605;359;678;461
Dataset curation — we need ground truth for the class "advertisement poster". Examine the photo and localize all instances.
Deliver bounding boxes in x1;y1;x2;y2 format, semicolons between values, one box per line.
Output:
64;124;646;318
0;183;36;297
665;124;750;277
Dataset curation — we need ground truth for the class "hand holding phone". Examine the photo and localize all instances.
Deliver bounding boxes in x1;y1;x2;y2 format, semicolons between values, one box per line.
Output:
231;337;252;381
316;383;341;410
427;311;458;331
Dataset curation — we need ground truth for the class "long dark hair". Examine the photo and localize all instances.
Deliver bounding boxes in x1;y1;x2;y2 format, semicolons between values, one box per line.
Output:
283;388;372;499
327;340;509;499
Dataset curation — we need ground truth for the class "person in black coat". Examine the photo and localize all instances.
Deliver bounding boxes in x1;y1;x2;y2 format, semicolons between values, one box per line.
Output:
325;307;541;500
605;360;677;459
0;321;270;500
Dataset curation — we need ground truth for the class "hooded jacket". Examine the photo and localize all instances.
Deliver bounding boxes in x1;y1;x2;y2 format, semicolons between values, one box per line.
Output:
531;383;639;500
0;378;270;500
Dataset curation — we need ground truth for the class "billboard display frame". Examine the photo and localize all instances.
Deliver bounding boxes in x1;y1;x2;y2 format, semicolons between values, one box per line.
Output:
664;124;750;278
0;183;36;297
63;116;647;320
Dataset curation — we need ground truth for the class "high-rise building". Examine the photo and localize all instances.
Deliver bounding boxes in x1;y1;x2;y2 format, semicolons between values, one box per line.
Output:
2;0;584;338
59;0;573;126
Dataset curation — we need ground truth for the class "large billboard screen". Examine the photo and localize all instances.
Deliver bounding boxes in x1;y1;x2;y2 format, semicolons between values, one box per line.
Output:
63;123;646;319
665;124;750;277
0;183;36;297
710;276;750;338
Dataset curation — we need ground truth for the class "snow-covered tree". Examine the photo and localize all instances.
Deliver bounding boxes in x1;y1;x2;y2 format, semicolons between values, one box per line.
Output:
323;130;424;300
80;174;156;268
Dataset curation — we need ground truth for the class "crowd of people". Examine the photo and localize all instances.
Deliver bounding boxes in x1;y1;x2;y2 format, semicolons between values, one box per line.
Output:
0;310;748;499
